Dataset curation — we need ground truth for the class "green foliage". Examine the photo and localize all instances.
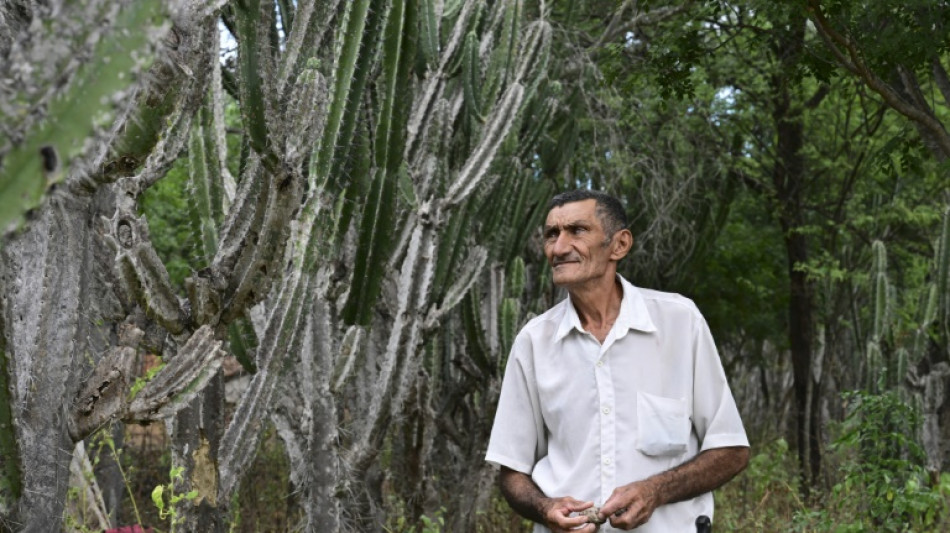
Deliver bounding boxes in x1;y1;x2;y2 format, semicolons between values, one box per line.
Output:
139;160;196;288
826;390;947;531
714;430;950;532
715;439;805;531
687;193;789;350
151;466;199;532
815;0;950;75
129;357;165;400
386;506;447;533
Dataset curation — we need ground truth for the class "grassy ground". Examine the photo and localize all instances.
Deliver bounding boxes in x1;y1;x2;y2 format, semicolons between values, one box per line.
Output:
71;424;950;532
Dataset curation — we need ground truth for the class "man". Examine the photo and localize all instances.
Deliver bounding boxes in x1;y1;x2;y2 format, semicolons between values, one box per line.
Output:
485;190;749;532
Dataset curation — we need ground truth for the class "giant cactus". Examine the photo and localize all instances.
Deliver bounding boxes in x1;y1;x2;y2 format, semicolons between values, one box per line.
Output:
862;207;950;476
1;0;558;530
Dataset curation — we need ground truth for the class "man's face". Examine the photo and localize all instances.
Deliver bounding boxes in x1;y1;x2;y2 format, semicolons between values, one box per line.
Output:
543;199;617;289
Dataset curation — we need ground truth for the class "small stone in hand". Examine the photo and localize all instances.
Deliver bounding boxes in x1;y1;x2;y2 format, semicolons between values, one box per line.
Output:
581;507;606;525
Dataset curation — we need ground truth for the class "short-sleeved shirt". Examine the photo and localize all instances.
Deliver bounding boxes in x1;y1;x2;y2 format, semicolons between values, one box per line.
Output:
485;276;748;532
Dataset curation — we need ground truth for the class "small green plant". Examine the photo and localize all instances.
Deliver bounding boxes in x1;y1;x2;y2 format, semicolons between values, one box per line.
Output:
151;466;198;533
827;390;947;532
129;357;165;399
715;438;807;531
385;504;447;533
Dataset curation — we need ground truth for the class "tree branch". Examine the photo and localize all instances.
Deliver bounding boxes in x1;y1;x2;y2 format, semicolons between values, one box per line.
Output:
807;1;950;159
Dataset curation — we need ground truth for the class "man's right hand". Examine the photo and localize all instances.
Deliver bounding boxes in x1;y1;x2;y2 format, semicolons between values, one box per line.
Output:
538;496;599;532
499;466;599;532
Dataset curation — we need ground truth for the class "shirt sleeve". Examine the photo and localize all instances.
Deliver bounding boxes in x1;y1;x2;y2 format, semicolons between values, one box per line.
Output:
485;333;547;474
690;311;750;451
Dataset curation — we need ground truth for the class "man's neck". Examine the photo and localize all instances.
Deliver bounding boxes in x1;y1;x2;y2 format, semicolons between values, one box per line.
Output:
567;276;623;342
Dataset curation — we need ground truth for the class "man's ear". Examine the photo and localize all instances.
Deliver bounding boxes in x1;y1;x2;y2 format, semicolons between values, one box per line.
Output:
610;229;633;260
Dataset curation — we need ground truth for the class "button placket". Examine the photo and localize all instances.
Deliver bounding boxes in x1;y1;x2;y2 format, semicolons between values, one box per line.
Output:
596;353;616;504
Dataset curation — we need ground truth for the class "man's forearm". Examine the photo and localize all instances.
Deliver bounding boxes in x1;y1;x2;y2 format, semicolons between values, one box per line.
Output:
499;466;548;523
499;467;598;532
646;446;750;507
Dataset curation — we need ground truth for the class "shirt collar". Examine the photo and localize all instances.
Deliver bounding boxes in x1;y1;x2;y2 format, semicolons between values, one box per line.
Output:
554;275;657;342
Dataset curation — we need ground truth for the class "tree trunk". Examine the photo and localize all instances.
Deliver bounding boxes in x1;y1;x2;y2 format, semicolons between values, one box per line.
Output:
769;14;821;489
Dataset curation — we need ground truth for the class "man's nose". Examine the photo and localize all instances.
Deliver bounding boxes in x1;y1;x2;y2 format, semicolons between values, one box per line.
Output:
550;232;572;256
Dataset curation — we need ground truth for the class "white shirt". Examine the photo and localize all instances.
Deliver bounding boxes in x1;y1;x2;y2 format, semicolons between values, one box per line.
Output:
485;276;749;532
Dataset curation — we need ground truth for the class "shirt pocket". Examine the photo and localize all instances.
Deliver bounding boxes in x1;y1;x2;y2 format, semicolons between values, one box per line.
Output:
636;392;690;457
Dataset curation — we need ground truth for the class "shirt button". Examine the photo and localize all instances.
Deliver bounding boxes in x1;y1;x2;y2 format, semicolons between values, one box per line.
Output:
604;457;612;465
596;361;604;367
602;406;611;414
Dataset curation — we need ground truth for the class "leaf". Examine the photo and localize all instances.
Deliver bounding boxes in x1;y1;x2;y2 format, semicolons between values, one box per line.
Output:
151;485;165;511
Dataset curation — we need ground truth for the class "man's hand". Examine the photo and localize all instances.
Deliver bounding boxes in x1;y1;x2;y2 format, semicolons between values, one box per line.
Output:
499;466;599;532
598;479;661;530
539;496;599;532
599;447;750;530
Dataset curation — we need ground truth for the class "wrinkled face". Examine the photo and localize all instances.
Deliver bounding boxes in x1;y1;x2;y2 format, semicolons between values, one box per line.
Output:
543;199;617;289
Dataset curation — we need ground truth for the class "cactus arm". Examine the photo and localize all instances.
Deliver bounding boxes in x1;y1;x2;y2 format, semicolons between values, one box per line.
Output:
67;328;223;441
104;24;213;178
217;267;316;498
72;17;218;195
275;0;314;95
1;0;165;234
333;123;373;248
405;0;478;160
463;32;485;122
348;221;436;471
210;156;267;280
284;60;329;169
431;199;472;299
200;107;227;226
460;290;493;377
277;0;316;96
276;0;296;36
937;206;950;338
871;240;889;342
419;0;441;69
340;164;398;326
501;0;523;86
209;45;237;207
67;347;137;441
108;210;188;335
228;315;260;374
445;83;524;206
514;20;552;88
126;325;225;421
0;299;22;500
331;325;367;393
311;0;374;189
217;168;300;323
233;0;278;171
499;296;519;355
325;0;387;193
282;0;345;93
217;188;336;496
342;0;415;326
187;114;219;264
426;245;488;327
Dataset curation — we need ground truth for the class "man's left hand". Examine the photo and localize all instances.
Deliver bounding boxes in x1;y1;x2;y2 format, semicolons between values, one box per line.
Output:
598;479;661;530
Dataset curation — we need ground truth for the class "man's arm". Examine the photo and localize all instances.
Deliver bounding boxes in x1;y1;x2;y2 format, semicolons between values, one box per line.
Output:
599;446;750;530
499;466;598;533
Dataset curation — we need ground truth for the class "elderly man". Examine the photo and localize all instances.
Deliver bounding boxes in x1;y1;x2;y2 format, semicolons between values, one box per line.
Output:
486;190;749;532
